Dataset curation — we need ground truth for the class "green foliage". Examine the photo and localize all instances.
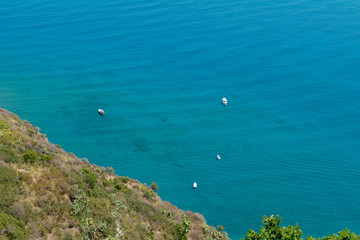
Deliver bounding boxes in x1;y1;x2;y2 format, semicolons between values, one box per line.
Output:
337;229;359;240
203;223;230;240
161;209;174;219
177;213;191;240
139;185;156;200
121;177;129;183
22;150;37;163
281;224;303;240
243;215;360;240
110;194;127;214
0;166;22;213
109;193;126;239
82;168;97;189
148;225;154;240
151;182;159;192
306;229;360;240
244;215;302;240
0;119;10;130
113;179;129;194
71;189;111;239
0;145;17;163
79;218;108;240
71;189;91;218
0;212;27;240
40;154;52;162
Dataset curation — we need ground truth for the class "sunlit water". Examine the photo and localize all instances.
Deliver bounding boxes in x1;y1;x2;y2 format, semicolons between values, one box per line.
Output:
1;0;360;238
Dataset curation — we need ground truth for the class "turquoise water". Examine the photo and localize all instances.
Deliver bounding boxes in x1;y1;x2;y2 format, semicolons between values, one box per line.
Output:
1;0;360;238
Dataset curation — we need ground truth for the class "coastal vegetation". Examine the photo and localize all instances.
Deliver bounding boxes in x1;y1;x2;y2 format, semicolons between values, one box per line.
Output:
0;107;358;240
243;215;360;240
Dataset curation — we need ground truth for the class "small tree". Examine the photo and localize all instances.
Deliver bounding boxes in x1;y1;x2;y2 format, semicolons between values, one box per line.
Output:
244;215;302;240
218;225;225;232
150;182;159;192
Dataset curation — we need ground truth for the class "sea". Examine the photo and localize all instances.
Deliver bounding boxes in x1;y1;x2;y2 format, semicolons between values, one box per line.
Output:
1;0;360;239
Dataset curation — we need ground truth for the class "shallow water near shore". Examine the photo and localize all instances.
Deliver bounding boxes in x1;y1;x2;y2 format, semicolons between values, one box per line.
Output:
1;0;360;238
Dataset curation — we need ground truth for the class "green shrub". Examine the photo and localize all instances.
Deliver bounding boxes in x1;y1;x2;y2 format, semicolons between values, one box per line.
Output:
101;179;111;187
0;146;17;163
0;120;10;130
243;215;301;240
114;183;128;192
0;212;27;240
139;185;156;200
82;168;97;189
177;213;191;240
40;154;52;162
150;182;159;192
70;189;91;218
0;166;22;212
121;177;129;183
22;150;37;163
110;193;127;214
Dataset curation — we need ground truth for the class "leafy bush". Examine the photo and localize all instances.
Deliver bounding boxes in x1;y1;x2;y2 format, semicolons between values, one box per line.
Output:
0;119;10;130
82;168;97;189
0;166;22;212
0;212;27;240
0;146;17;163
71;189;112;239
150;182;159;192
110;193;127;214
40;154;52;162
177;213;191;240
121;177;129;183
22;150;37;163
71;189;90;218
140;185;156;200
203;223;229;240
244;215;302;240
242;215;360;240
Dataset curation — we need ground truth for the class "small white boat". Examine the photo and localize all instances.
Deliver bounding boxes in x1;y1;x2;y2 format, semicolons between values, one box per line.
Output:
98;109;105;115
222;97;227;106
193;182;197;189
217;155;221;160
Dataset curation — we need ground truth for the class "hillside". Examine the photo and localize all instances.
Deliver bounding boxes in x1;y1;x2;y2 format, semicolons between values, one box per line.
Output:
0;108;229;240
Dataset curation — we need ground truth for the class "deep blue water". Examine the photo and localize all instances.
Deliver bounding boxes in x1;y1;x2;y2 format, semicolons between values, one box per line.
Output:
1;0;360;238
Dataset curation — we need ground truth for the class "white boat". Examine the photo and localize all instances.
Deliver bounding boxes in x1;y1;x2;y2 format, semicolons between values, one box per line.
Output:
222;97;227;106
98;109;105;115
193;182;197;189
217;155;221;160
